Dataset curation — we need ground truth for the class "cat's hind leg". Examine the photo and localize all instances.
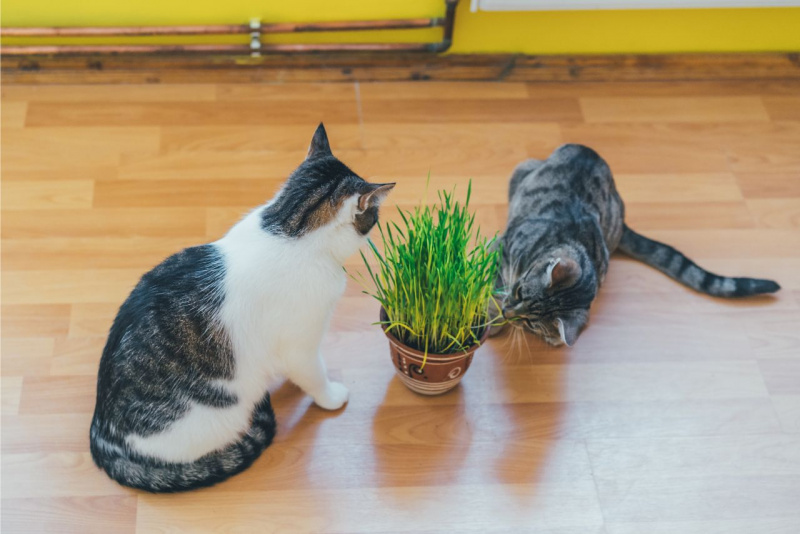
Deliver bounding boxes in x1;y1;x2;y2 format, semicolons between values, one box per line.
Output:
91;392;276;493
509;159;545;199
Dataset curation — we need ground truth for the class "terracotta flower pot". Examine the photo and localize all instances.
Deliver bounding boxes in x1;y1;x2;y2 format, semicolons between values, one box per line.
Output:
380;308;489;396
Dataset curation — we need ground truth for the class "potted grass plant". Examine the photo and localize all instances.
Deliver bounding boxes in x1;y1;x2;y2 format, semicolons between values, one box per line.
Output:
357;182;501;395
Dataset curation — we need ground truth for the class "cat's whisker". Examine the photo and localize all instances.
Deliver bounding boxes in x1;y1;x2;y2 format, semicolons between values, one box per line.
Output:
510;321;527;361
505;323;515;352
520;325;531;358
503;328;514;349
501;326;517;362
511;327;521;359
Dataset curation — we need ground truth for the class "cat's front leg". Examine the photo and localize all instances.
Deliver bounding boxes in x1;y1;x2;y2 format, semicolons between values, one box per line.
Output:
313;380;349;411
488;263;508;337
283;343;349;411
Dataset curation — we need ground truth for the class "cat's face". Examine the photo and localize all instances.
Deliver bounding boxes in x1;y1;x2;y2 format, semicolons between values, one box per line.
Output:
262;123;394;241
499;254;595;346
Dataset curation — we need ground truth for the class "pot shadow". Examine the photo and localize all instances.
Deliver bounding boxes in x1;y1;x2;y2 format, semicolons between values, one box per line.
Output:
369;374;473;489
482;326;568;489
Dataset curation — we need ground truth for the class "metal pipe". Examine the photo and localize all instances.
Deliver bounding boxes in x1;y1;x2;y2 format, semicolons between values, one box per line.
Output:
1;25;250;37
0;42;434;56
261;43;433;52
0;0;458;56
261;18;442;34
1;18;442;38
428;0;458;53
1;44;251;55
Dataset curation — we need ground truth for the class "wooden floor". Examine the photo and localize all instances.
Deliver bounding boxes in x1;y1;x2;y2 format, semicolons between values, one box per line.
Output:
2;79;800;533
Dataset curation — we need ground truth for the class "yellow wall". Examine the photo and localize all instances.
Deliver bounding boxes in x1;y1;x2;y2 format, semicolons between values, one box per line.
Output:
2;0;800;54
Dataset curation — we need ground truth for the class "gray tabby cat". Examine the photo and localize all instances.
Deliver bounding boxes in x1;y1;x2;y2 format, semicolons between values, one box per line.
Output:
492;144;780;346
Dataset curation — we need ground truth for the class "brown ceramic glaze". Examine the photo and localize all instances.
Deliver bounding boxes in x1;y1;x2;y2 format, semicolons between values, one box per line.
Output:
380;308;489;395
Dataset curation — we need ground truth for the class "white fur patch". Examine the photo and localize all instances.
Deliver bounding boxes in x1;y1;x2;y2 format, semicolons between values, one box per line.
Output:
557;318;567;345
126;196;368;462
127;403;251;463
721;277;736;294
546;257;562;285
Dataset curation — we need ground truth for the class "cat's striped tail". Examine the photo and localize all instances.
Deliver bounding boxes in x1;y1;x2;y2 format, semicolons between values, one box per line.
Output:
90;394;276;493
617;224;780;298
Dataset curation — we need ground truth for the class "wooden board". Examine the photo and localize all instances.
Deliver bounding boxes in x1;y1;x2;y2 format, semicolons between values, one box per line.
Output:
2;79;800;533
2;52;799;84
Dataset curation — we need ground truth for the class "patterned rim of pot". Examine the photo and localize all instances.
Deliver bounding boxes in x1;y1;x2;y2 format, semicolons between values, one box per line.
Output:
379;307;489;396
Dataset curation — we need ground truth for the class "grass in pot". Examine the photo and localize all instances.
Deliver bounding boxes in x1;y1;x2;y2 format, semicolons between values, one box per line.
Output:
356;181;501;395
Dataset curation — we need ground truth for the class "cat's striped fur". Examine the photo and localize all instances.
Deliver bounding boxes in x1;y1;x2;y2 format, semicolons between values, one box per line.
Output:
91;124;394;492
494;144;780;346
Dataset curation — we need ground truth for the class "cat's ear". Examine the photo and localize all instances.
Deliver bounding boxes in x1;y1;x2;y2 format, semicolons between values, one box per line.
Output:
556;316;584;347
307;122;332;159
358;183;395;212
547;257;581;288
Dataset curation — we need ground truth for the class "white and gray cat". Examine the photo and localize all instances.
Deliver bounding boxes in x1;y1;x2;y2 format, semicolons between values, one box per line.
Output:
493;144;780;346
90;124;394;492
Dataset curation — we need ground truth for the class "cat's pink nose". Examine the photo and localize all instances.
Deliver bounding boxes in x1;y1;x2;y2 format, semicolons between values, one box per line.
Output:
502;307;515;319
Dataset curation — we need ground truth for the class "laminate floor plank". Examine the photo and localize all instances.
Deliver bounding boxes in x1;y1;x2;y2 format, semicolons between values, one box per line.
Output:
2;79;798;533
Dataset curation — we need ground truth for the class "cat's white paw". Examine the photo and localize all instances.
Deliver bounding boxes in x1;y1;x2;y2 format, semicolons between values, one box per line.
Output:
314;382;349;410
543;335;565;347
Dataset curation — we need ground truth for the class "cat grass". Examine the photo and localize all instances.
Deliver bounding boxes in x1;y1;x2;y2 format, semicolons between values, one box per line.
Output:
357;181;500;359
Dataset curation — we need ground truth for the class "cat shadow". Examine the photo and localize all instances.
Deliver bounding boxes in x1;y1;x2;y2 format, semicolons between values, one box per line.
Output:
370;375;472;489
609;253;784;311
483;326;567;489
695;292;784;309
270;380;348;442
